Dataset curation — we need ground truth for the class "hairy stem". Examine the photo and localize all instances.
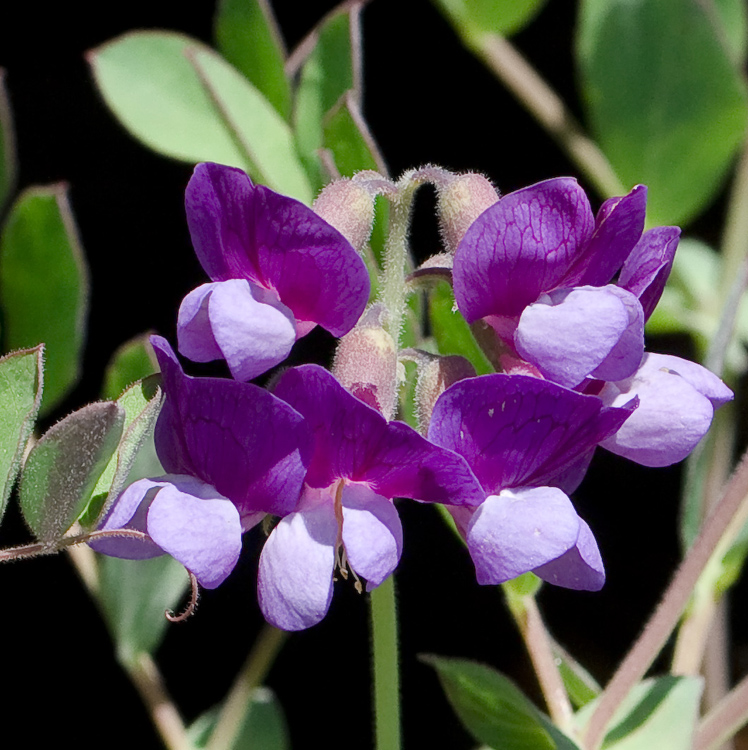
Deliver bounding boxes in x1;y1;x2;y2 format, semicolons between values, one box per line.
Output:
696;671;748;750
207;624;289;750
583;451;748;750
370;575;401;750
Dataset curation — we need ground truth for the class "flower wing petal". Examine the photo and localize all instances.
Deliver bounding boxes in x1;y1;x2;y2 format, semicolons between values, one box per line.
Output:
257;502;338;631
466;487;580;584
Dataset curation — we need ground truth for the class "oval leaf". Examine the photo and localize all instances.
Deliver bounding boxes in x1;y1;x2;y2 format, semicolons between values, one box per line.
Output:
19;401;125;542
214;0;292;120
576;0;748;226
0;184;89;414
0;345;43;522
432;0;549;38
422;655;558;750
88;31;312;203
102;332;159;401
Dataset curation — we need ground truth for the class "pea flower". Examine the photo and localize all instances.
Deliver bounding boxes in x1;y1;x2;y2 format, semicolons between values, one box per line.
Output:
92;336;311;588
178;162;371;380
257;365;484;630
453;177;650;387
428;373;635;590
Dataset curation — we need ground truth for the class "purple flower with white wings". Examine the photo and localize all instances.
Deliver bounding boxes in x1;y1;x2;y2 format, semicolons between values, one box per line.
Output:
257;365;484;630
428;373;635;590
92;336;311;589
453;178;654;387
177;163;370;380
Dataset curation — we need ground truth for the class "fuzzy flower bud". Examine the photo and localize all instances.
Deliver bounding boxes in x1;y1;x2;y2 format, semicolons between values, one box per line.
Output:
415;353;476;432
437;173;500;253
313;178;376;253
332;305;399;420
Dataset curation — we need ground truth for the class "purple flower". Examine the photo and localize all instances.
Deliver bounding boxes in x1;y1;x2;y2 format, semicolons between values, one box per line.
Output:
453;178;658;387
257;365;484;630
428;373;635;590
178;163;371;380
92;336;312;588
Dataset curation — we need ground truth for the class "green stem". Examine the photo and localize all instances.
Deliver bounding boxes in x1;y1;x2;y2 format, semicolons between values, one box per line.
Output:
370;576;401;750
207;624;289;750
469;33;625;200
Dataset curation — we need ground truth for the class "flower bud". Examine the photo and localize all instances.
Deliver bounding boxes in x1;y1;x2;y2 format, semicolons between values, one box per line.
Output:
332;306;398;420
313;179;375;253
437;173;499;253
415;354;476;432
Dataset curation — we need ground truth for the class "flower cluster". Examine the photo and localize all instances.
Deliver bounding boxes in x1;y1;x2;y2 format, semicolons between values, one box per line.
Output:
94;162;732;630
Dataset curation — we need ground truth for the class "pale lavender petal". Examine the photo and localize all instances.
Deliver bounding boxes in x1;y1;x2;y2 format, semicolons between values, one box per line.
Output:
257;501;338;631
177;284;223;362
272;364;484;506
208;278;295;380
341;483;403;590
515;286;634;387
534;518;605;591
151;336;311;520
453;178;595;321
563;185;647;287
92;477;165;559
466;487;580;584
646;353;733;408
185;162;369;338
589;286;645;383
599;353;720;466
147;479;242;589
428;373;634;493
618;227;680;321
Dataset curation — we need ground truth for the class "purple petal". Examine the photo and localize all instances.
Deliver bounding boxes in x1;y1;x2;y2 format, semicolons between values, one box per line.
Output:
341;483;403;590
515;286;643;387
257;498;337;631
533;518;605;591
466;487;580;584
272;364;484;506
453;178;595;321
599;353;725;466
618;227;680;321
92;477;166;559
428;373;634;493
563;185;647;287
146;478;242;589
185;162;369;337
151;336;311;520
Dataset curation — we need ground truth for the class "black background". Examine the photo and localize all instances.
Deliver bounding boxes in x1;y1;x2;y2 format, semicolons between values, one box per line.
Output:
0;2;743;748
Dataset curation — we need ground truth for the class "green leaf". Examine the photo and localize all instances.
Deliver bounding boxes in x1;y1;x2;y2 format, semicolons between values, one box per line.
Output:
0;184;89;414
577;0;748;227
552;643;601;710
714;0;747;65
429;280;493;375
102;332;158;401
575;676;702;750
97;553;189;663
82;375;164;529
0;345;43;522
189;687;290;750
19;401;125;542
293;5;361;188
422;655;561;750
0;69;17;214
214;0;292;121
89;31;312;203
432;0;549;38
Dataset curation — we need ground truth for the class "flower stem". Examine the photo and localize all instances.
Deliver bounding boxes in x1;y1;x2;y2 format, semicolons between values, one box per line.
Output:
207;624;289;750
695;671;748;750
582;449;748;750
370;575;401;750
469;33;625;200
